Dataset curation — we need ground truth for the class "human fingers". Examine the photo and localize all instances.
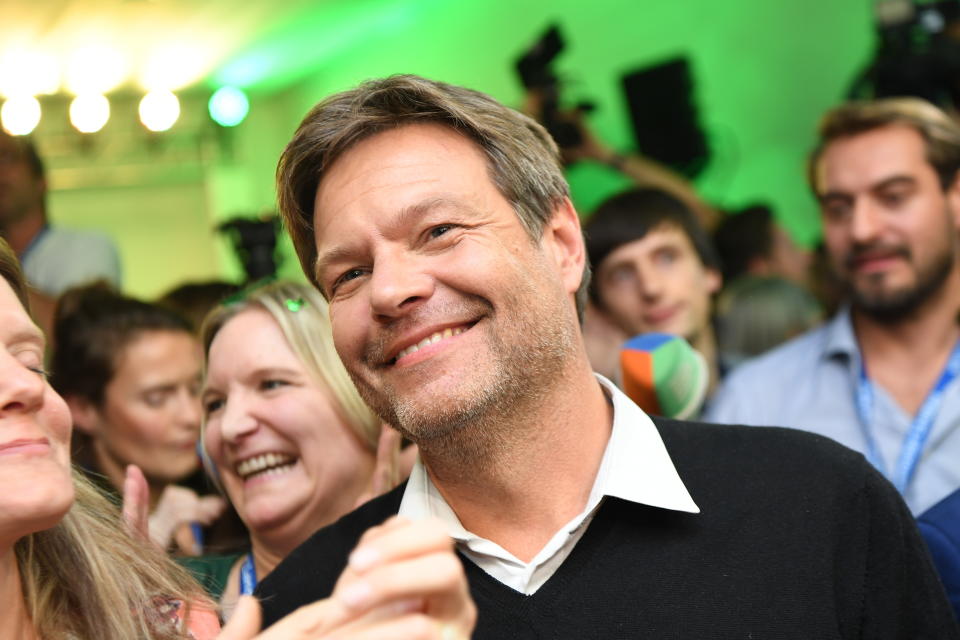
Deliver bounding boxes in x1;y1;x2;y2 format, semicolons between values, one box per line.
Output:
347;517;451;574
249;596;358;639
121;464;150;541
335;550;471;622
216;595;261;640
195;495;227;524
149;486;202;548
326;613;473;640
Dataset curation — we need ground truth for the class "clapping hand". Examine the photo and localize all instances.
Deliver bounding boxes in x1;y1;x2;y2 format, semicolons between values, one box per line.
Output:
218;517;475;639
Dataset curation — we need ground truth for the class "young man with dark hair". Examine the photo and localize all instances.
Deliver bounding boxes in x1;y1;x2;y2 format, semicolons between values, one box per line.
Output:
256;77;958;638
583;187;723;389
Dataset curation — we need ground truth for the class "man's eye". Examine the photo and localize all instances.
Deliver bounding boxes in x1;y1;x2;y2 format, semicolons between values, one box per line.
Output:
822;202;849;221
429;224;453;238
880;191;908;208
655;248;678;266
332;268;366;292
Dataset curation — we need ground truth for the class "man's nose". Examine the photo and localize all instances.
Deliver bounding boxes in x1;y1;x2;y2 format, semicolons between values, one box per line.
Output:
850;200;884;244
636;263;665;299
369;252;434;319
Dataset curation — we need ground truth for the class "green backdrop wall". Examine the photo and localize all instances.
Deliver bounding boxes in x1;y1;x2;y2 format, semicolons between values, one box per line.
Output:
38;0;875;297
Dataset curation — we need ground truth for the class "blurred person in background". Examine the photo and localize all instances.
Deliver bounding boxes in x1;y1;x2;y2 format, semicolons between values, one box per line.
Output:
712;204;812;288
158;281;242;335
196;281;412;619
583;187;722;391
714;275;823;369
50;283;225;555
0;131;120;336
709;98;960;517
710;204;822;367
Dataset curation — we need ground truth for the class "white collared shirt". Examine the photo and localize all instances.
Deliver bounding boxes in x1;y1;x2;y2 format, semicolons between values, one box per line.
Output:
397;374;700;594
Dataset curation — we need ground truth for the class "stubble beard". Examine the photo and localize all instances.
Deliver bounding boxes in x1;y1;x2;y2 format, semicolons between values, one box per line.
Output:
844;213;958;323
351;282;579;470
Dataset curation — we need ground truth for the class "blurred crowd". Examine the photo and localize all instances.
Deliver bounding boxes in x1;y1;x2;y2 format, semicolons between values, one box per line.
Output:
1;68;960;639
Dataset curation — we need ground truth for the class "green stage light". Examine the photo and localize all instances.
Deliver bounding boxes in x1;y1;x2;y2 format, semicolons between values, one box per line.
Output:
208;86;249;127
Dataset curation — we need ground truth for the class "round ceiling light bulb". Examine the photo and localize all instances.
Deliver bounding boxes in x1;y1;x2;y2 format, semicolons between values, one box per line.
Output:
139;90;180;132
69;93;110;133
208;86;249;127
1;95;41;135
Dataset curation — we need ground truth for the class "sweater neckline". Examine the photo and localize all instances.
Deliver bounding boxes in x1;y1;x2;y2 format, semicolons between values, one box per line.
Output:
458;496;620;608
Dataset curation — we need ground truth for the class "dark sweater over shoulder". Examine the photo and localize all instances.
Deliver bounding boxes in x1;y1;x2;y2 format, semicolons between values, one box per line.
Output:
257;419;960;639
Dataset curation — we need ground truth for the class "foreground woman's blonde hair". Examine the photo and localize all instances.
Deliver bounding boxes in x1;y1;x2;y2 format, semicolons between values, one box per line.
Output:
0;240;209;640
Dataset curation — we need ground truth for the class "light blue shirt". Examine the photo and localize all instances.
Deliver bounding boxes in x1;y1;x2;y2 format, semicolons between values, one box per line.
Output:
21;226;121;296
707;307;960;515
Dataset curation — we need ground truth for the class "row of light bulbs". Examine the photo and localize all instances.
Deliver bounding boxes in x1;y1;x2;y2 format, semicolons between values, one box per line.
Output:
0;87;250;136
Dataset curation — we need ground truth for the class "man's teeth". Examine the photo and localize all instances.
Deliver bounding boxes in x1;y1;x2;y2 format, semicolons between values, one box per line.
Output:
395;326;466;361
236;453;296;480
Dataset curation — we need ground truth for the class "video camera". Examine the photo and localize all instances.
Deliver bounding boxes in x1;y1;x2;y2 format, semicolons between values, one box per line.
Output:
515;25;594;150
851;0;960;107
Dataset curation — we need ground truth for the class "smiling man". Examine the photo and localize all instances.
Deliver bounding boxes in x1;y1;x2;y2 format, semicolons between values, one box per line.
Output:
256;77;958;638
708;98;960;518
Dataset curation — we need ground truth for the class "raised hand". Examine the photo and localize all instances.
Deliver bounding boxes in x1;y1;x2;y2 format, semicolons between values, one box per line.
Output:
217;517;475;639
121;464;150;540
152;485;225;555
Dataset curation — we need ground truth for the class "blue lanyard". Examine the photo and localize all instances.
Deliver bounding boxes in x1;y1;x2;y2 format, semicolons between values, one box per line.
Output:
239;553;257;596
855;339;960;492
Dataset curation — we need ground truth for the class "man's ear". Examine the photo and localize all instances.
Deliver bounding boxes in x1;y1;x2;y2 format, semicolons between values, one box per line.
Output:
542;197;587;296
65;395;101;436
947;173;960;229
705;267;722;296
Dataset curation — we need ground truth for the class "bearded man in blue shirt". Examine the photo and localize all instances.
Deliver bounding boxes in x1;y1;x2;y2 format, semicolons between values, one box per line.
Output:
709;98;960;518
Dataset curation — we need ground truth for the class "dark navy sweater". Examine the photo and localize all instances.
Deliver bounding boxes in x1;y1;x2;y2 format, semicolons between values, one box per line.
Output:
257;419;959;638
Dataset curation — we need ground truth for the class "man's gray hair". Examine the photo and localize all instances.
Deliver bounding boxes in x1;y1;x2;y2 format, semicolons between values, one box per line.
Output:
276;74;589;319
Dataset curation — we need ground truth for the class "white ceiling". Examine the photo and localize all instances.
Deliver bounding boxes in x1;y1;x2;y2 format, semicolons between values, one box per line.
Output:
0;0;321;95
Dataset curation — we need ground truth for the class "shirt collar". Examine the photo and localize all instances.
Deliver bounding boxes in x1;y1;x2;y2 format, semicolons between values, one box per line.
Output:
822;306;859;361
398;374;700;537
593;374;700;513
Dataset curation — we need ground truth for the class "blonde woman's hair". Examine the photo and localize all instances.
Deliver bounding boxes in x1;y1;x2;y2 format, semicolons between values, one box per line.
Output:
16;471;209;639
0;238;209;640
201;281;380;451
